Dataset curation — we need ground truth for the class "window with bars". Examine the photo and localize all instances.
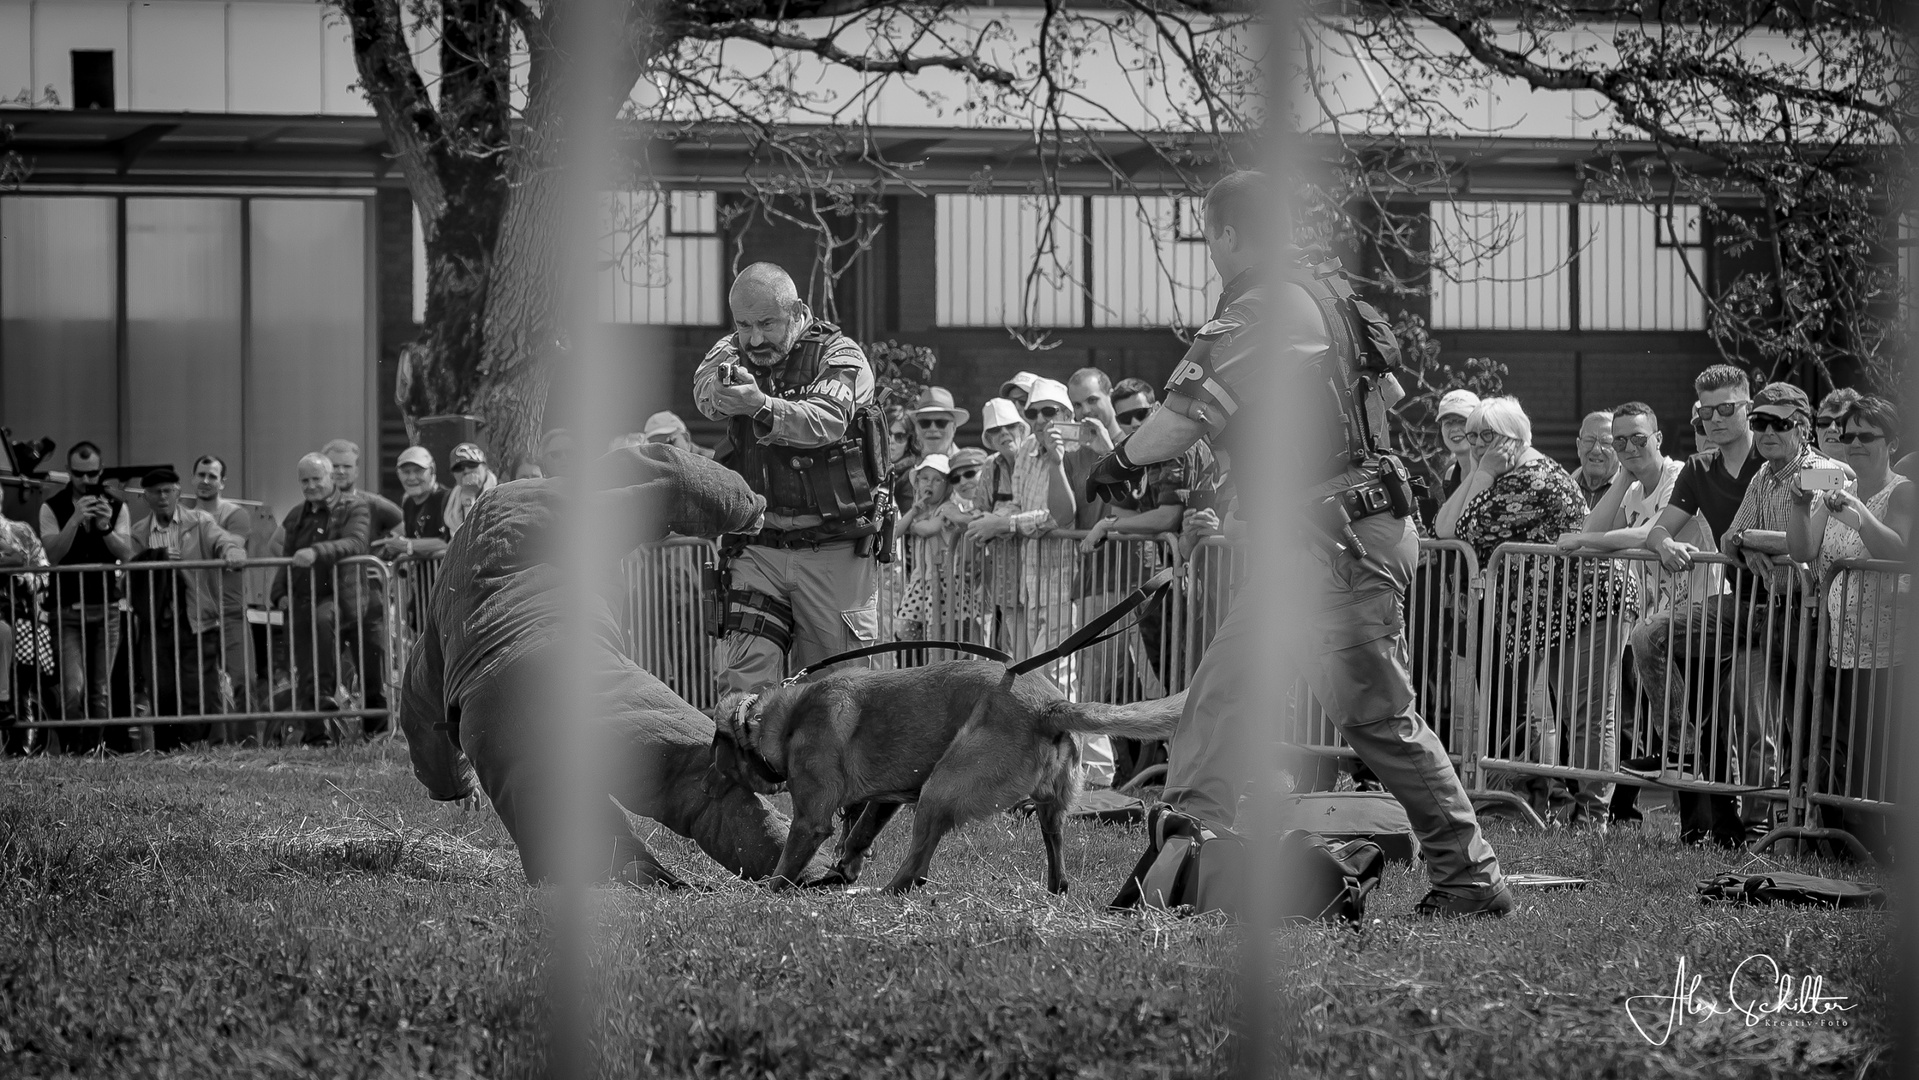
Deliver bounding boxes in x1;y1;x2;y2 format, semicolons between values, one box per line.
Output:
1429;199;1709;333
934;194;1217;329
600;190;724;326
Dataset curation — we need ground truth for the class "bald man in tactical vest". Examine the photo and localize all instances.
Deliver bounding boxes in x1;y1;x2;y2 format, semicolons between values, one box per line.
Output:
696;263;888;695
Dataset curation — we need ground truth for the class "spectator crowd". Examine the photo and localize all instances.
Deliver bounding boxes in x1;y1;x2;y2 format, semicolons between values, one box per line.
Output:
0;362;1904;857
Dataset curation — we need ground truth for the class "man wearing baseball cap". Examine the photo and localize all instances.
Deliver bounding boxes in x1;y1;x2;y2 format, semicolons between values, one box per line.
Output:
641;411;715;459
129;466;247;748
912;387;969;459
375;445;452;562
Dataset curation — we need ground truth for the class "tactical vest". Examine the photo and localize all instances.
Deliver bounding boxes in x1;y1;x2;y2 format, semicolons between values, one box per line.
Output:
1291;258;1402;478
44;486;125;609
718;320;886;542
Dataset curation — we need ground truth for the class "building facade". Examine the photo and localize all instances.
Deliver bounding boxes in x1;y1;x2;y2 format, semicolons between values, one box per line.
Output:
2;0;1767;514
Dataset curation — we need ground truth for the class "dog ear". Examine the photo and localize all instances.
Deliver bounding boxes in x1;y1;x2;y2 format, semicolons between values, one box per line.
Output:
704;734;741;798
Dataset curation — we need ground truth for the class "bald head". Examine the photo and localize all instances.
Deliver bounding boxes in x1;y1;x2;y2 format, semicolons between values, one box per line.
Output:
728;262;809;367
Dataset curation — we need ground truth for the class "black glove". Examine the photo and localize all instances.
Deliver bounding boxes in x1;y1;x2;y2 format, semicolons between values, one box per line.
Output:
1086;441;1146;505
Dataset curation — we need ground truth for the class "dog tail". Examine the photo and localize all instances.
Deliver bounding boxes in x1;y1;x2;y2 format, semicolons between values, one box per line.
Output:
1040;690;1186;740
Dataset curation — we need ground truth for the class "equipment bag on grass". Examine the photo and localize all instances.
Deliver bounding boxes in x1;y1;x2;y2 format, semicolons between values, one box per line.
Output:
1110;805;1385;923
1697;872;1887;909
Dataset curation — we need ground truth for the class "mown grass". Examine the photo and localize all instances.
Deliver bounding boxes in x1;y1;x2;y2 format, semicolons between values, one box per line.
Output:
0;741;1896;1078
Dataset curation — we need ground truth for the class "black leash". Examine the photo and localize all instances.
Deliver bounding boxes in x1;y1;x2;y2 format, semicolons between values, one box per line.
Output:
786;566;1177;683
783;639;1014;683
1009;566;1175;676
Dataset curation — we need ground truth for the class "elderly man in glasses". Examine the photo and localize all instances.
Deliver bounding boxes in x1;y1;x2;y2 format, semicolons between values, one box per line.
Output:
911;388;966;459
1570;410;1621;510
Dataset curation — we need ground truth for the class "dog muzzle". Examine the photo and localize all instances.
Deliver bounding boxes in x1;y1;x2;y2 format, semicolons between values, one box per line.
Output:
704;692;787;797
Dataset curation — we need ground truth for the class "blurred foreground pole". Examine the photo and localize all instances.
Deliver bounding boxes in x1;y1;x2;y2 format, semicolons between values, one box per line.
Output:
548;0;640;1073
1900;25;1917;1077
1233;0;1315;1071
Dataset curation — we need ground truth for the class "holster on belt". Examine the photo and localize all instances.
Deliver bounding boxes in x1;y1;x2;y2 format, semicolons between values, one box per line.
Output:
702;541;740;639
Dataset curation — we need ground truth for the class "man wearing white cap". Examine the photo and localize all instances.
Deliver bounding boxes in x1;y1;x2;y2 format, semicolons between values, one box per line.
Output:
641;411;715;459
376;445;452;561
911;387;968;459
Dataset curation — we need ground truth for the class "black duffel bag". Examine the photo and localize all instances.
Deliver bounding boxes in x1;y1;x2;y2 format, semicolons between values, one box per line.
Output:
1110;805;1385;924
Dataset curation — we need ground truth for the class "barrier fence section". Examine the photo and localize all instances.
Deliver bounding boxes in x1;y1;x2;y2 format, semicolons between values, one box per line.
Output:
1794;558;1906;856
872;532;1183;700
1;554;394;748
621;538;719;711
1180;536;1483;781
5;529;1899;856
1473;543;1812;831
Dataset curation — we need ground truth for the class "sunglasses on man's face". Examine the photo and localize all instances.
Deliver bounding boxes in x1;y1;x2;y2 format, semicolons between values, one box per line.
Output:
1695;401;1748;421
452;461;481;473
1115;407;1152;426
917;418;952;430
1748;414;1798;433
69;467;102;479
1611;433;1653;449
1024;406;1063;422
950;468;981;482
1838;431;1887;445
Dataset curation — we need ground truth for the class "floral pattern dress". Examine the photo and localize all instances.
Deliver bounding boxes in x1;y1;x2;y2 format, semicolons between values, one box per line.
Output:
1455;456;1640;661
894;494;982;637
1815;475;1910;670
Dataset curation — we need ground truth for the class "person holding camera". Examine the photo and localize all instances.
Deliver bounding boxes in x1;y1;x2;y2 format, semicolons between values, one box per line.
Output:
38;441;136;732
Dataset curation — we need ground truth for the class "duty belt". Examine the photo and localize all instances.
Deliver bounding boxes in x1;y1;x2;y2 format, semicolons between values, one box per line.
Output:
745;523;875;550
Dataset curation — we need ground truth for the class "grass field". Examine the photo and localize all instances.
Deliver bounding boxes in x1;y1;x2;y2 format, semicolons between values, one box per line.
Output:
0;740;1895;1078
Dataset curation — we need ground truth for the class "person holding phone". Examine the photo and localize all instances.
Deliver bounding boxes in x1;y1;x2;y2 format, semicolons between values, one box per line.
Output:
1786;395;1910;857
39;441;136;741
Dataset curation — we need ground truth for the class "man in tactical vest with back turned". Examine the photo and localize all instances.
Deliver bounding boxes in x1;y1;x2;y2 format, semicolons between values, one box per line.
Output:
696;263;888;696
1087;171;1512;917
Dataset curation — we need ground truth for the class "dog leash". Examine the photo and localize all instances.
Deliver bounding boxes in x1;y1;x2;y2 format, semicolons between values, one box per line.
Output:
1008;567;1175;676
786;566;1177;683
783;640;1015;684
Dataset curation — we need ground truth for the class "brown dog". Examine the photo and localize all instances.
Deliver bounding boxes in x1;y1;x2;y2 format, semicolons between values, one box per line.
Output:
707;659;1185;895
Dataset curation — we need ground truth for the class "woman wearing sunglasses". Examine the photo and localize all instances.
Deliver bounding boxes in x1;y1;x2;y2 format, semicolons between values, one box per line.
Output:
1444;396;1640;830
1786;395;1910;858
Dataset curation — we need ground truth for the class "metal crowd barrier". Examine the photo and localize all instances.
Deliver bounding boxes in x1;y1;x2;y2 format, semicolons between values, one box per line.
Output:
0;555;393;749
871;532;1181;701
6;526;1898;857
1757;557;1908;860
1473;543;1811;831
1181;536;1483;786
620;538;720;711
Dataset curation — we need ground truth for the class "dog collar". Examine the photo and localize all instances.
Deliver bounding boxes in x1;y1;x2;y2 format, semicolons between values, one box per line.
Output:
722;692;762;749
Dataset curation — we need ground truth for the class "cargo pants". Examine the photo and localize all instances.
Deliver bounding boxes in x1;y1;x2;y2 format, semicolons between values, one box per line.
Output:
717;541;880;696
1161;492;1505;898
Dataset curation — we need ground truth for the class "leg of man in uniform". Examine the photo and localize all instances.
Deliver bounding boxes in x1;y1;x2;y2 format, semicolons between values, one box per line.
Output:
1162;505;1507;913
1303;510;1507;910
785;543;878;672
716;546;795;697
